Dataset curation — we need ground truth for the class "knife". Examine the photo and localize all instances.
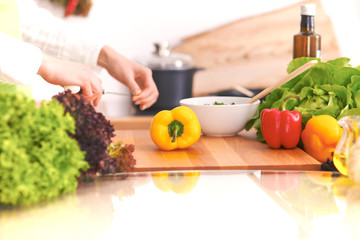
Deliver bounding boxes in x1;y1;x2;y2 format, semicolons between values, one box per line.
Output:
64;86;130;96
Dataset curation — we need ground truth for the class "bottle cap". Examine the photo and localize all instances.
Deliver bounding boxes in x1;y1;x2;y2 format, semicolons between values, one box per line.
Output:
301;4;316;16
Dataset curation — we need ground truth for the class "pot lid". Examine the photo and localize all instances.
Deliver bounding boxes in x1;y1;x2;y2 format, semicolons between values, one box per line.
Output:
142;41;194;70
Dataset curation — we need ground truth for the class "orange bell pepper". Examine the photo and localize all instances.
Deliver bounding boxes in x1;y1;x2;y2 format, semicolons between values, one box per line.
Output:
301;115;343;162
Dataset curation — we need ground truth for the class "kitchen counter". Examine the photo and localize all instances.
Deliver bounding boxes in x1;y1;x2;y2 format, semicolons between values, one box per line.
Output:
1;170;359;240
1;117;346;240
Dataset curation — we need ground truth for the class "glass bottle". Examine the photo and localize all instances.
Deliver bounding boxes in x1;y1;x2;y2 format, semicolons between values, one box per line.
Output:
333;116;360;178
293;4;321;59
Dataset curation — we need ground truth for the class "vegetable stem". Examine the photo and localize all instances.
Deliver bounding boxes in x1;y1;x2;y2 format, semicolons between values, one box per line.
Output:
168;120;184;143
171;126;179;143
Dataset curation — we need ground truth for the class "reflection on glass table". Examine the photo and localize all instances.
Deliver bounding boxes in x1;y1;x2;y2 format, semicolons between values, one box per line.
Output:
1;170;360;240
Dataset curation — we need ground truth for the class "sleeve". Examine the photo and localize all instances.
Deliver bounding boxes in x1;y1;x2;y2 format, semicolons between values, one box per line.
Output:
0;32;42;85
17;0;105;69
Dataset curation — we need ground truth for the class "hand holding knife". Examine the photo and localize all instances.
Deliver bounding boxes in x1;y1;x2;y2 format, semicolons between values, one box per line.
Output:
64;86;130;96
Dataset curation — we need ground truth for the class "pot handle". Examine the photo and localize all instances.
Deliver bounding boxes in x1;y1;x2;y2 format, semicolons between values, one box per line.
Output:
195;67;205;72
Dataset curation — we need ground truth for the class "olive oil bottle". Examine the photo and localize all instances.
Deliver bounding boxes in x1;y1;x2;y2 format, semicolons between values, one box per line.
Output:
293;4;321;59
333;153;348;176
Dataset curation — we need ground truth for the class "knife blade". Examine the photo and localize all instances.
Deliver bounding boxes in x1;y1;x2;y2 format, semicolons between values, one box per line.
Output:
64;86;130;96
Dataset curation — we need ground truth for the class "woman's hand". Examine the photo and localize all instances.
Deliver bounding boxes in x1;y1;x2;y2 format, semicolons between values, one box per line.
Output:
97;45;159;111
38;55;103;106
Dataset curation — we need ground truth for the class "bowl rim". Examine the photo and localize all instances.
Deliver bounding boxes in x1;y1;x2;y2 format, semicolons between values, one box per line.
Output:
179;96;260;107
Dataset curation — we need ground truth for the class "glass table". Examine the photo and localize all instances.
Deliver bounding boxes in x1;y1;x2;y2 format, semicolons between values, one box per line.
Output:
1;170;359;240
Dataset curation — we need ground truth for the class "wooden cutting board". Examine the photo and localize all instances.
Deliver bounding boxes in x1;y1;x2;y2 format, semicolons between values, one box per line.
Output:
112;128;321;172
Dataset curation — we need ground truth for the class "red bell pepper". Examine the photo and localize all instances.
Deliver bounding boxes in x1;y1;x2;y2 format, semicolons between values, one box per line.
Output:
260;95;302;149
65;0;79;17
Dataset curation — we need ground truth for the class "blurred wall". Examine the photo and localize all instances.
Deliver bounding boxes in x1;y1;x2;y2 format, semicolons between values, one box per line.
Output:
322;0;360;66
33;0;359;117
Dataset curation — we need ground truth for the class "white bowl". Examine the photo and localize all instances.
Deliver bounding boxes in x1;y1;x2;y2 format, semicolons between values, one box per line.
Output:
179;96;260;137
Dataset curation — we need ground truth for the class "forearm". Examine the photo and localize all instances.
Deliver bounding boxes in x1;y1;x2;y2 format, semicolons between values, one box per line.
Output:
36;55;104;106
96;45;158;110
0;32;42;85
97;45;140;80
97;45;121;75
37;55;54;84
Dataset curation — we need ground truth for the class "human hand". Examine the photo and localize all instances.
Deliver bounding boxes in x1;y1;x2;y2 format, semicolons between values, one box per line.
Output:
97;45;159;111
38;55;103;106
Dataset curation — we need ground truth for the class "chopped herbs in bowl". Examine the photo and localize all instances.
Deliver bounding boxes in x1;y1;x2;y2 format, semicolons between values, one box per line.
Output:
180;96;259;137
205;101;236;105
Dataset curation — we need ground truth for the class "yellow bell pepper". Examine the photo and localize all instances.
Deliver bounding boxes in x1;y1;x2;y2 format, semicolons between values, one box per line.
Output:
151;172;200;194
150;106;201;151
301;115;343;162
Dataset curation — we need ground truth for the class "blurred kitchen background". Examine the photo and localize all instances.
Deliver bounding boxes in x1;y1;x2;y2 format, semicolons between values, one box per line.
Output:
34;0;360;118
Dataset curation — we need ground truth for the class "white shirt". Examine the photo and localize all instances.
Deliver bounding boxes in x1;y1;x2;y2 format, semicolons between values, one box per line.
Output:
0;0;104;86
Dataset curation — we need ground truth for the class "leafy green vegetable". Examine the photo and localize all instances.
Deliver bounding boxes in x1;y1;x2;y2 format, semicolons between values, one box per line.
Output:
246;57;360;142
53;90;136;177
108;142;136;173
53;90;116;177
214;101;225;105
205;101;236;105
0;93;88;206
0;81;32;98
0;87;137;206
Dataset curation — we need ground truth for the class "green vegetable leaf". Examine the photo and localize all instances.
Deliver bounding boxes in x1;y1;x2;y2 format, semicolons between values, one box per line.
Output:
246;57;360;143
333;67;360;86
327;57;352;68
319;85;352;108
292;67;334;92
283;57;320;89
0;93;88;206
348;76;360;107
287;57;320;73
0;81;32;98
338;108;360;119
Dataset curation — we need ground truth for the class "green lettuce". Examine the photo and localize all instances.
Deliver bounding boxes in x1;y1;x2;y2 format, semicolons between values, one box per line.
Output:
0;81;32;98
0;93;88;206
245;57;360;142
